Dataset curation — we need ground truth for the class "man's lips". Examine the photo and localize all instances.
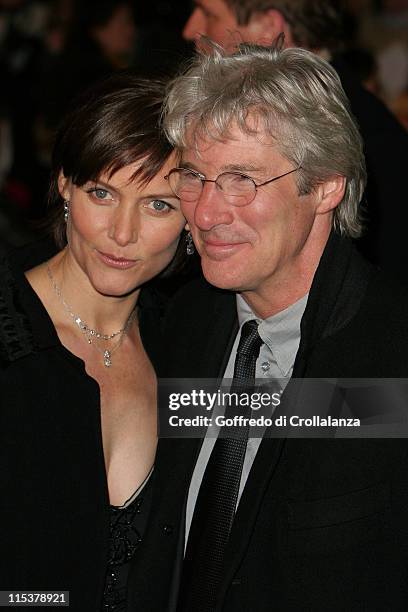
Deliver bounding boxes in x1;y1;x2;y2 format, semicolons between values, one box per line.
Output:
97;251;138;269
204;239;242;246
201;238;247;260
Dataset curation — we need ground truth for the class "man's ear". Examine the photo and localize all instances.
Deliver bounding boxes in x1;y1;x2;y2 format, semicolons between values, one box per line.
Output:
58;171;71;200
316;175;346;215
247;9;294;47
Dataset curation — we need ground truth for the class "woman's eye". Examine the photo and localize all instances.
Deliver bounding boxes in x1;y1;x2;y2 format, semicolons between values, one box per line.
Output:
147;199;172;213
87;187;114;201
94;188;113;200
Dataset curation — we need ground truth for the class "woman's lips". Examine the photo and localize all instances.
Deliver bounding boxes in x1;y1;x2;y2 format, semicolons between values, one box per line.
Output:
97;251;137;269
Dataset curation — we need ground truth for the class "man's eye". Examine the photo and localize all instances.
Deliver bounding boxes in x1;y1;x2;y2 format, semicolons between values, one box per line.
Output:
147;199;172;213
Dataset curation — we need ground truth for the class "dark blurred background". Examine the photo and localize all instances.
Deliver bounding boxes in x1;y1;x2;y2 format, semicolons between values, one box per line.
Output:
0;0;407;249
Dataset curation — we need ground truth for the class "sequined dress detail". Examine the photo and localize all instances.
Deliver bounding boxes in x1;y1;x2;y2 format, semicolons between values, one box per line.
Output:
102;471;153;611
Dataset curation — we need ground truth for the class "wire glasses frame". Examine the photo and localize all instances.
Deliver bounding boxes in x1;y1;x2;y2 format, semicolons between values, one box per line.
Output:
164;166;302;207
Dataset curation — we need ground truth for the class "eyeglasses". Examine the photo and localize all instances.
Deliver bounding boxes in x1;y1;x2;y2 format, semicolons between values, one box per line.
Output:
164;166;302;207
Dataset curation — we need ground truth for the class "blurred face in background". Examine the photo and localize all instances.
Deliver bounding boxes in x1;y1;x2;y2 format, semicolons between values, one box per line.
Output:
183;0;266;52
92;3;136;60
0;0;25;9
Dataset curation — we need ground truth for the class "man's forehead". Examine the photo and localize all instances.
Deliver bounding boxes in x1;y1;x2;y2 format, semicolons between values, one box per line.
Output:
181;130;281;174
180;157;269;174
184;121;277;153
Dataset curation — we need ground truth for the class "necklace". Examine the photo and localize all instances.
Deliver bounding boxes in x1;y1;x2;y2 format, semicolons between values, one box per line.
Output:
47;265;136;367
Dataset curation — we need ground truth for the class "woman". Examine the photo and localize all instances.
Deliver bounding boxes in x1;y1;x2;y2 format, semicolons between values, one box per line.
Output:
0;74;185;610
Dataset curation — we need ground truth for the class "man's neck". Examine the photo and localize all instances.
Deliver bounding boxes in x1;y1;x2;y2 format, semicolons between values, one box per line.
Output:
239;226;331;319
239;284;309;320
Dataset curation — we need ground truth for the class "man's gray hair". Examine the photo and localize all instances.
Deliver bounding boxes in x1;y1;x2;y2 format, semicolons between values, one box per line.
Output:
163;41;366;238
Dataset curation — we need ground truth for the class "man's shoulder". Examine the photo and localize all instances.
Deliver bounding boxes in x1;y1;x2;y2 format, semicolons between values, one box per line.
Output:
164;275;236;330
309;264;408;376
160;275;238;377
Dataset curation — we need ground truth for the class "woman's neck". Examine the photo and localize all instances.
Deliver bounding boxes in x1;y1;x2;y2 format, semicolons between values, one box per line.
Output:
42;248;140;334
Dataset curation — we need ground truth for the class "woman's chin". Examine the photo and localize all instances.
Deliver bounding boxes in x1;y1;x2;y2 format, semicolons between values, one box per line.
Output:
89;276;141;298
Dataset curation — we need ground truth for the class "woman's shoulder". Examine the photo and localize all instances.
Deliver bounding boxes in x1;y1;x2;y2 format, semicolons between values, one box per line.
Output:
0;253;37;368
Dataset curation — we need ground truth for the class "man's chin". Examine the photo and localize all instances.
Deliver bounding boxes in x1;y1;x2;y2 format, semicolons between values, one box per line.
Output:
201;259;246;292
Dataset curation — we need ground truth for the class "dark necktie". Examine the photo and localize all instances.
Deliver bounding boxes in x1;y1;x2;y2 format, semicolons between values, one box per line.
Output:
178;319;263;612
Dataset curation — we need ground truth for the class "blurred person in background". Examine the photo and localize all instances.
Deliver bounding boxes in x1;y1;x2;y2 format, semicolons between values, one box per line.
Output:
182;0;408;283
0;0;51;226
41;0;137;128
358;0;408;109
391;87;408;129
0;74;186;611
130;0;192;78
8;0;138;227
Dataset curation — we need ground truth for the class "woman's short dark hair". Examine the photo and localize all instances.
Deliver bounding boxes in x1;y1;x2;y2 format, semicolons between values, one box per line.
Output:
49;73;176;245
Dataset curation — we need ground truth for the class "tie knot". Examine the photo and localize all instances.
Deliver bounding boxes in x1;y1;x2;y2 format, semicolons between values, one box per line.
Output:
237;319;263;356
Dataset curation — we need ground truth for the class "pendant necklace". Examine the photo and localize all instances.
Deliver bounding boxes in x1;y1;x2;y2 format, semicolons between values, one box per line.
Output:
47;265;136;367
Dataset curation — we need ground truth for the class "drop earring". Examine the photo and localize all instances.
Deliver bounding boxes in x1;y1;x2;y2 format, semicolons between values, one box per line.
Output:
186;232;195;255
64;200;70;223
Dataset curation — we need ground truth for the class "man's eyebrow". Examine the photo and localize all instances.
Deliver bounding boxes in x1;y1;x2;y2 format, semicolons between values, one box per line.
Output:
179;161;267;174
179;161;201;171
221;163;267;174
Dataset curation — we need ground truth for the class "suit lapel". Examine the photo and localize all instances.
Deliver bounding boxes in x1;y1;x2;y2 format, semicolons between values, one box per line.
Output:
190;286;238;378
154;287;238;609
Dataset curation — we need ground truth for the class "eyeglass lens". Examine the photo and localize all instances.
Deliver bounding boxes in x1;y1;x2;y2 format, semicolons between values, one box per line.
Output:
168;169;256;206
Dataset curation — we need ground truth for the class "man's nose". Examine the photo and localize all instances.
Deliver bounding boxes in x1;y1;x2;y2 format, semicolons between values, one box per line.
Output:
182;8;205;42
192;182;234;231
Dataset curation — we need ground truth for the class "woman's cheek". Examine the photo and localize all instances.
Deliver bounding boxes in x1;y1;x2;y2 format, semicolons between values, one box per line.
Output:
71;205;110;240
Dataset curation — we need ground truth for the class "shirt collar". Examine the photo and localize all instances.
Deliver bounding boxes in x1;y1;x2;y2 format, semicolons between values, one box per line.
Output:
236;293;309;377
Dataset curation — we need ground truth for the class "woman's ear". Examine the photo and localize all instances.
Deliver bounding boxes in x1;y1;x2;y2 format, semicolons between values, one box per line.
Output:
58;171;71;200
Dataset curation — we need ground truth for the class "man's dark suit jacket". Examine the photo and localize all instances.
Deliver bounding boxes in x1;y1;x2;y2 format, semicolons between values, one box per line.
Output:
129;233;408;611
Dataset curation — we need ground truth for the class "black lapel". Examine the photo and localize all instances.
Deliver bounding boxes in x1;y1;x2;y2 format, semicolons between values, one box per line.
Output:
162;279;238;378
155;282;238;477
192;283;238;378
153;281;239;605
293;231;372;377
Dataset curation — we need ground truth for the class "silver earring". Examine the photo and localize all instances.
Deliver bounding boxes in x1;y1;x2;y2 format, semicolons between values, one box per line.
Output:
186;232;195;255
64;200;70;223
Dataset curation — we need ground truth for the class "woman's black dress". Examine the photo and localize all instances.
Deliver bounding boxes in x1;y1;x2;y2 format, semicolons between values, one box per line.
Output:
0;249;162;611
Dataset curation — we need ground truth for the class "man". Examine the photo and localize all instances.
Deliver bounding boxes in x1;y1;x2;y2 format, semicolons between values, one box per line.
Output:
126;42;408;611
182;0;408;281
183;0;346;51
